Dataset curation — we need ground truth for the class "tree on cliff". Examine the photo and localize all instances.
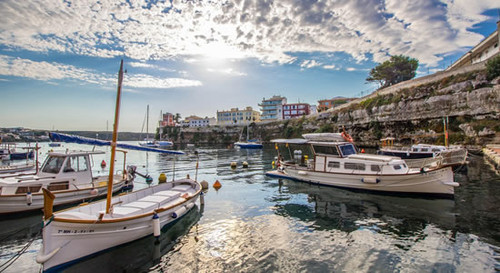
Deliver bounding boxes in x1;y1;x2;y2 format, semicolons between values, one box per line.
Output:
366;55;419;88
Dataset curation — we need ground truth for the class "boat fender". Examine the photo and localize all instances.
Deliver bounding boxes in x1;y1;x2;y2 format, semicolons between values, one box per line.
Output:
298;171;308;175
152;213;160;238
172;206;187;219
90;188;98;196
101;160;106;168
242;161;248;168
26;192;32;206
361;177;380;184
420;168;426;174
200;191;205;205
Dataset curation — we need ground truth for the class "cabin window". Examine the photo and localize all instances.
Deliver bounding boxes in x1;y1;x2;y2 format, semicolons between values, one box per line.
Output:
345;162;365;170
421;148;428;152
412;148;419;152
431;148;441;152
65;156;89;172
42;156;65;174
371;165;381;172
313;145;339;156
327;161;340;168
339;144;356;156
15;185;42;194
48;181;69;191
393;165;402;170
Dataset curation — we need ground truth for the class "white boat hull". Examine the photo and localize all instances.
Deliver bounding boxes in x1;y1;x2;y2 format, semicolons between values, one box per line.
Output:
269;166;457;196
38;179;201;272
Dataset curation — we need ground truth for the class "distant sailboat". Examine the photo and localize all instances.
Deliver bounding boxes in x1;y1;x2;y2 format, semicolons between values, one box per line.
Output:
234;124;263;149
139;105;157;148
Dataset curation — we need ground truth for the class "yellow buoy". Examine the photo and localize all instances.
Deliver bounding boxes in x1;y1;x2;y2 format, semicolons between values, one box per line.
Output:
242;161;248;168
158;173;167;184
213;180;222;190
230;162;237;169
200;180;209;190
272;161;275;168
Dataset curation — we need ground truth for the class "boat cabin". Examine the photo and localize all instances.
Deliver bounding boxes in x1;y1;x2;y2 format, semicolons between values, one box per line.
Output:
0;151;108;195
273;137;410;176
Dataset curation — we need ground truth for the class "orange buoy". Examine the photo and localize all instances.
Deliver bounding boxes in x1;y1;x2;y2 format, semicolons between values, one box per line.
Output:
361;149;365;153
101;160;106;168
213;180;222;190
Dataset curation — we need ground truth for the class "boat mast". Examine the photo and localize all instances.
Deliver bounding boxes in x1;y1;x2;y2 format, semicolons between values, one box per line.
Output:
146;104;149;141
106;60;124;214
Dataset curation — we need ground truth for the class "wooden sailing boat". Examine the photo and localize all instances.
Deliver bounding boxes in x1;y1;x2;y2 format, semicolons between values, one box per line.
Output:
37;60;202;272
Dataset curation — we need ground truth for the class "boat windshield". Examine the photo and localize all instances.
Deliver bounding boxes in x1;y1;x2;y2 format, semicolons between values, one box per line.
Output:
339;144;357;157
41;156;66;174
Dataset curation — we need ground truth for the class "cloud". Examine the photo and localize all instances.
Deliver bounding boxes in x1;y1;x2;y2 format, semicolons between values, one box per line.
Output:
206;68;247;76
323;64;338;70
0;55;202;89
300;60;322;69
0;0;497;68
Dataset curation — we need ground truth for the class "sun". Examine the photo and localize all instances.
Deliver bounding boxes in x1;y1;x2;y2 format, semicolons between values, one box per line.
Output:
199;42;244;63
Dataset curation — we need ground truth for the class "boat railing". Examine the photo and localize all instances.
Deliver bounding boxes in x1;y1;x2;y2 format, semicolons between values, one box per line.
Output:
417;149;468;169
437;149;468;167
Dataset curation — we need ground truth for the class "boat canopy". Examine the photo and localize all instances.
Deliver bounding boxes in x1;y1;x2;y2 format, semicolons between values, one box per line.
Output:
271;139;309;144
49;132;185;155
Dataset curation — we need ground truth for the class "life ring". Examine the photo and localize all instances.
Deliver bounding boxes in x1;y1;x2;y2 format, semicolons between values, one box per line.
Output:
341;132;354;143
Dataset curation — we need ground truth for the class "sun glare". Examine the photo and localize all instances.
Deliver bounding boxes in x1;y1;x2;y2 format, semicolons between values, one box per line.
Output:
200;42;244;63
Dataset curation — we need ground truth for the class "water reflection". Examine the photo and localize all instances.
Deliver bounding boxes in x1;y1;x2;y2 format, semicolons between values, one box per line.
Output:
273;179;457;234
63;206;202;273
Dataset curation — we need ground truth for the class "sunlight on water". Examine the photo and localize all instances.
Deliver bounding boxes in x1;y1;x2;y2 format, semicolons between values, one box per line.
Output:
0;143;499;272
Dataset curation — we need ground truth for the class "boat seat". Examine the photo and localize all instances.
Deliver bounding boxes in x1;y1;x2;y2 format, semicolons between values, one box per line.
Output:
57;211;98;221
153;191;180;198
171;184;192;192
110;206;142;217
122;201;157;210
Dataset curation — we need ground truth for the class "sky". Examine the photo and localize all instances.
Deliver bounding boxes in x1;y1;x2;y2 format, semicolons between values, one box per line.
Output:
0;0;498;132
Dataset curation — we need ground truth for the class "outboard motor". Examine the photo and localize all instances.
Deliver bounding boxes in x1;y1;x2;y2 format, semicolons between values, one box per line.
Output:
123;165;137;190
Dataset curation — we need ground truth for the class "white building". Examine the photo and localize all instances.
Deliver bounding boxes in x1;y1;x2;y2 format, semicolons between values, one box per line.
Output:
180;116;216;127
446;21;500;71
259;95;287;122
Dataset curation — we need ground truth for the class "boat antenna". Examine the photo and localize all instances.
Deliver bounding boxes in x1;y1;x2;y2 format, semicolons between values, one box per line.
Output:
105;59;124;214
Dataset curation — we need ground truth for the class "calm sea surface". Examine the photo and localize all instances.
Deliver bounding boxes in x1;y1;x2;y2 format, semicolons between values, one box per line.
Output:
1;142;500;272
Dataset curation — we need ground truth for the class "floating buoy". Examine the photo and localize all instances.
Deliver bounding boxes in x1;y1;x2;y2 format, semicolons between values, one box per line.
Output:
26;192;32;206
152;213;160;238
230;162;237;169
200;180;209;190
145;176;153;184
90;188;98;196
101;160;106;168
213;180;222;190
272;161;275;168
242;161;248;168
361;149;365;153
158;173;167;184
187;174;190;179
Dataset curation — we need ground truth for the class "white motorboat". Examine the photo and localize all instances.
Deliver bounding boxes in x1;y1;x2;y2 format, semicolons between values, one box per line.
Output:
0;150;135;214
377;138;468;168
37;60;203;272
266;133;464;197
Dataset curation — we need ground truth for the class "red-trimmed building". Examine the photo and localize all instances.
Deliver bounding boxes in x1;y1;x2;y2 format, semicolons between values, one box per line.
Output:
282;103;310;119
160;112;175;127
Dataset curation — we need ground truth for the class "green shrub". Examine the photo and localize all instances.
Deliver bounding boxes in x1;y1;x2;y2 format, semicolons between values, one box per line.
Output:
486;55;500;80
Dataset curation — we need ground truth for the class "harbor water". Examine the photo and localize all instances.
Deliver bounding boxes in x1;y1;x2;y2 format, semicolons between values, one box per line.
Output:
1;142;500;272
